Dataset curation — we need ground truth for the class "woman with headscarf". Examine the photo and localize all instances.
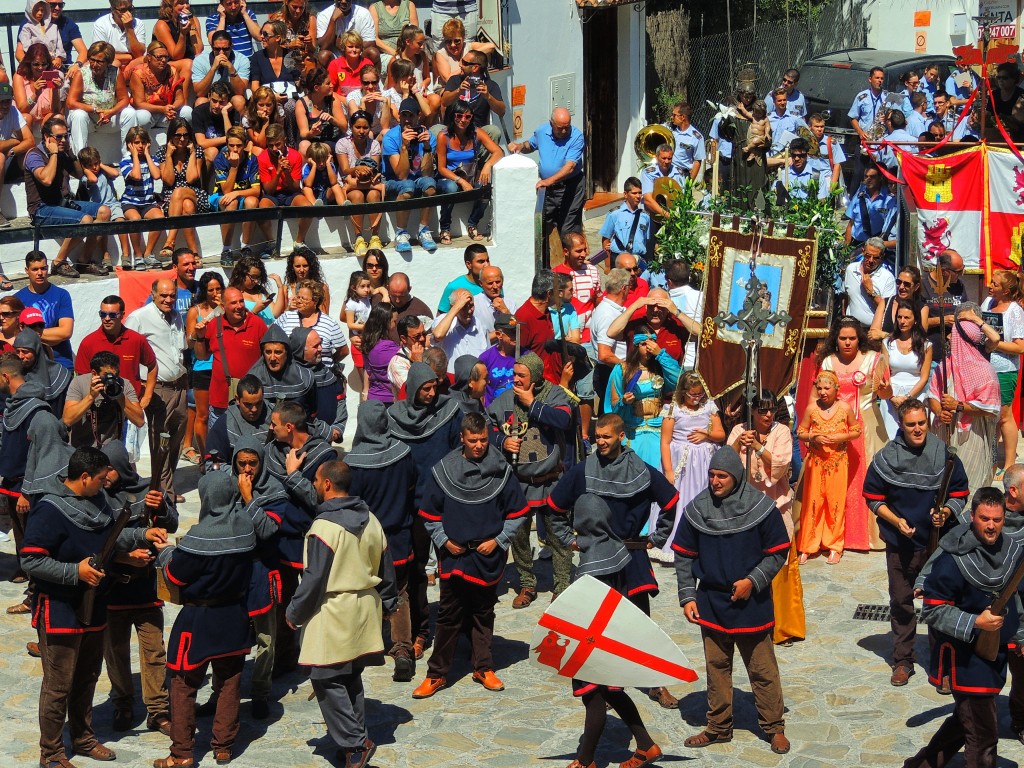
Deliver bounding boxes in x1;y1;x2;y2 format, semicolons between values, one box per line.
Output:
100;441;177;735
928;303;1001;492
347;400;419;682
154;472;255;768
15;327;71;414
289;326;346;442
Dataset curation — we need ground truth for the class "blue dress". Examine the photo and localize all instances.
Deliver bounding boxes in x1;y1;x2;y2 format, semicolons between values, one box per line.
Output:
604;351;681;468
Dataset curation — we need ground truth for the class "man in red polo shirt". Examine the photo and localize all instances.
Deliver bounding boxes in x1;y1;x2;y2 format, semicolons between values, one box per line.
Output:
616;252;650;320
607;288;701;364
194;287;267;419
514;270;562;385
75;295;157;405
553;231;601;344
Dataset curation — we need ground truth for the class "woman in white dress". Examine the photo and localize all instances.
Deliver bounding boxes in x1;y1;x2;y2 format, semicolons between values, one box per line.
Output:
881;298;933;439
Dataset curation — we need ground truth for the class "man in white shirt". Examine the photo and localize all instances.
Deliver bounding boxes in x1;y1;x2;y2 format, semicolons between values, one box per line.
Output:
473;265;516;341
589;268;630;411
387;315;427;394
92;0;149;67
124;279;190;502
666;259;704;370
843;238;895;327
432;288;488;371
316;0;378;62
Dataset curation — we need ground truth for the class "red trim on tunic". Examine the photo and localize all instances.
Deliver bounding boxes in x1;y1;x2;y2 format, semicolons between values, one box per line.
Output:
696;617;775;634
265;510;282;524
506;504;530;519
393;552;414;566
418;508;442;522
0;487;23;498
661;492;680;510
548;497;568;513
923;598;955;605
927;641;1003;695
863;492;886;501
19;546;49;555
439;567;504;587
108;601;163;611
763;542;790;554
671;543;698;556
164;562;187;586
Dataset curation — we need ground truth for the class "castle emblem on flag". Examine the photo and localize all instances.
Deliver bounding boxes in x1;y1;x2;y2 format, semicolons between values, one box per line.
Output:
1012;223;1024;266
925;165;953;203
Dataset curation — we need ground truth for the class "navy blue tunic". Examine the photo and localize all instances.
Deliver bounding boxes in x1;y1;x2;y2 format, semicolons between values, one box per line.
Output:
399;417;463;509
274;450;336;570
923;550;1019;696
349;454;418;566
419;471;528;587
164;549;253;671
549;460;678;598
107;494;178;611
0;401;46;494
22;498;113;633
673;510;790;634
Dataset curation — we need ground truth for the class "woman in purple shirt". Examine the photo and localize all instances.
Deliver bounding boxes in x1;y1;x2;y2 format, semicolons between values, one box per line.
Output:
361;301;400;403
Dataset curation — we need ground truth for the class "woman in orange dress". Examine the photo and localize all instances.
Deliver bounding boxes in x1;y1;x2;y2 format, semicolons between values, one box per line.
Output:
818;317;891;550
796;370;861;564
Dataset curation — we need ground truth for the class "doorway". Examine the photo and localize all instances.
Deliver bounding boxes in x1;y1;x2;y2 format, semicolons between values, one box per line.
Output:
582;9;619;196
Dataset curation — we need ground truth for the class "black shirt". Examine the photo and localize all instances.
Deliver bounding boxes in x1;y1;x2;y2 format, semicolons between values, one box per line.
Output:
192;102;241;141
443;73;504;130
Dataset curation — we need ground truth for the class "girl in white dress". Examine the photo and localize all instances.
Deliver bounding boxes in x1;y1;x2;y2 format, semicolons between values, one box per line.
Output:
881;298;933;439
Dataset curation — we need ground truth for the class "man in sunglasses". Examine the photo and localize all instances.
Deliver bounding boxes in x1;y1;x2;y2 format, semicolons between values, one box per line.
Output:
24;115;111;278
440;49;505;140
192;30;248;107
75;294;157;406
843;236;896;328
774;137;830;205
921;248;967;365
843;158;897;252
763;68;806;118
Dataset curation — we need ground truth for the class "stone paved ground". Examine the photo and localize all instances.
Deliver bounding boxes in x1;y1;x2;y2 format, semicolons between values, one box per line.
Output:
4;493;1024;768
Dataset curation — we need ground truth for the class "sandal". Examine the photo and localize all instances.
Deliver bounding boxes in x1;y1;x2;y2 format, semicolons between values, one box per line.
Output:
0;275;12;291
826;550;843;565
159;247;174;262
684;731;733;748
798;553;809;565
565;762;596;768
619;744;662;768
994;468;1007;482
180;447;200;465
6;600;31;614
466;226;485;242
438;230;452;245
646;687;678;709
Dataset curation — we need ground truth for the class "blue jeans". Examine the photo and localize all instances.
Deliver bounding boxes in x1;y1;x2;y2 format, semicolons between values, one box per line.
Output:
438;178;486;232
32;200;106;226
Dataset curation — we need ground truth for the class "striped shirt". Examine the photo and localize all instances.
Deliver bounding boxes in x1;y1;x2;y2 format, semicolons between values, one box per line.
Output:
205;9;257;58
119;157;157;206
433;1;477;13
554;262;601;343
273;310;349;366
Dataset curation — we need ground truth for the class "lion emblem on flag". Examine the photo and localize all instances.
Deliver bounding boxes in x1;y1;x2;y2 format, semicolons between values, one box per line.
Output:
1015;165;1024;206
921;217;951;260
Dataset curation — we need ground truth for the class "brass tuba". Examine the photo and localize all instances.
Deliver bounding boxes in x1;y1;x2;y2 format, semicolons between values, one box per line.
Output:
634;123;675;164
797;125;820;156
652;177;682;212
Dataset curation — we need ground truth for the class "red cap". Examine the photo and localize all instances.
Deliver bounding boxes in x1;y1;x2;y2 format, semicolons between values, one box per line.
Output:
20;307;44;326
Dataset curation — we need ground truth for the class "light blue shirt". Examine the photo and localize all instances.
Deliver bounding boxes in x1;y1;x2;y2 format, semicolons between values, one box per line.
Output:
808;135;846;177
848;88;890;128
438;275;483;313
192;51;250;86
880;128;918;167
779;164;829;200
907;110;930;139
764;88;807;118
666;123;705;173
844;186;898;243
528;123;585;180
709;115;733;159
945;70;979;103
599;202;651;257
767;111;807;156
638;163;686;196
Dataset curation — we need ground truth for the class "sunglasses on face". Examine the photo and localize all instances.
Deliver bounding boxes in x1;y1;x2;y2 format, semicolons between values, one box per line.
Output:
362;79;379;86
0;311;17;319
365;262;381;269
49;2;65;7
49;133;69;141
99;311;123;319
151;53;170;61
755;407;774;414
791;152;807;158
896;279;915;288
173;132;190;139
213;46;232;53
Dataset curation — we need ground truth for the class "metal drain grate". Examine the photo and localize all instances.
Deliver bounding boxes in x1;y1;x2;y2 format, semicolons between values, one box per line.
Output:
853;603;921;622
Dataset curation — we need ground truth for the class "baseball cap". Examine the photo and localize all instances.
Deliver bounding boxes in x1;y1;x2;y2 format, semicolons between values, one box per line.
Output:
493;313;516;334
399;97;421;115
0;83;12;101
20;307;44;326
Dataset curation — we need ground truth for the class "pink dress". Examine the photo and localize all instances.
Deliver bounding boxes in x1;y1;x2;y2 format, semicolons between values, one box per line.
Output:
821;351;887;551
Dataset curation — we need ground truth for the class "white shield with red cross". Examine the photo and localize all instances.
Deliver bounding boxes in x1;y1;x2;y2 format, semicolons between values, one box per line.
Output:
529;575;698;688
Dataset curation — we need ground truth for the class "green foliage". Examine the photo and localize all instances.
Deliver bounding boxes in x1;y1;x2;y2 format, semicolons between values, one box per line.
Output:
653;181;709;276
653;85;684;122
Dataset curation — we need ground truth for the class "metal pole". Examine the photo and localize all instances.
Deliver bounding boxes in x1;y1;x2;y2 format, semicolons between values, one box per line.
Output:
273;208;285;258
726;0;733;84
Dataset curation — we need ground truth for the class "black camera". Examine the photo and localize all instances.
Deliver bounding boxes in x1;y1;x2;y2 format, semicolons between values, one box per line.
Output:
101;373;124;398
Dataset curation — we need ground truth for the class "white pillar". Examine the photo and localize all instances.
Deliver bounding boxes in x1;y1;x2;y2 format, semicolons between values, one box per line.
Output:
491;154;540;289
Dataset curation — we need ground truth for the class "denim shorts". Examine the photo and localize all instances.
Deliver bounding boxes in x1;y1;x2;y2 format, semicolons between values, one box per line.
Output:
385;176;436;199
32;200;106;226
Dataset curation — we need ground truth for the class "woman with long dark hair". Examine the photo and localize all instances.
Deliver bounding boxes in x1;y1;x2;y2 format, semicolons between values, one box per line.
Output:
285;250;330;313
869;264;930;340
183;271;225;464
880;298;932;439
152;0;203;84
295;66;347;157
229;253;286;324
606;324;681;470
361;249;390;299
159;115;208;257
435;100;502;243
818;316;891;550
361;302;400;403
13;42;61;130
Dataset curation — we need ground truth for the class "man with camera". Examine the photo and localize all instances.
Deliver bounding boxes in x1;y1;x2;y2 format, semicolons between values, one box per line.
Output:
192;30;249;112
439;49;505;142
383;98;439;255
63;351;144;449
76;295;156;405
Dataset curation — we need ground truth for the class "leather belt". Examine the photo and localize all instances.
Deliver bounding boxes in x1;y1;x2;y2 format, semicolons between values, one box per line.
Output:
516;468;563;487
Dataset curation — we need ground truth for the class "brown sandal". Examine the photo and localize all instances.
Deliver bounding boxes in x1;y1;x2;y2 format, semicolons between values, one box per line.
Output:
6;600;30;614
152;757;194;768
620;743;662;768
646;687;678;709
684;731;732;748
438;230;452;244
466;226;485;242
565;761;596;768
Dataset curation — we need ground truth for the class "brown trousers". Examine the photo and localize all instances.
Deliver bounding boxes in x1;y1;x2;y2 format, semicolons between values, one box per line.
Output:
903;692;997;768
147;376;188;495
103;606;169;717
426;577;498;678
1008;651;1024;732
168;654;244;760
886;547;929;669
388;561;413;657
37;627;106;762
701;627;786;737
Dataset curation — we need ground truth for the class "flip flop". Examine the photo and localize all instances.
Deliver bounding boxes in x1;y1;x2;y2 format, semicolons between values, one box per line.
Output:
0;275;12;291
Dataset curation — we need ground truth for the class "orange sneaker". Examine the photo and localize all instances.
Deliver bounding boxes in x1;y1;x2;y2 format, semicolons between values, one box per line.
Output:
472;670;505;691
411;677;446;699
